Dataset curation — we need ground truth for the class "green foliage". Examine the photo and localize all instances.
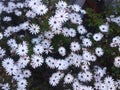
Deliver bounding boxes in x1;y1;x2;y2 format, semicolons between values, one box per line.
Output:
85;8;105;28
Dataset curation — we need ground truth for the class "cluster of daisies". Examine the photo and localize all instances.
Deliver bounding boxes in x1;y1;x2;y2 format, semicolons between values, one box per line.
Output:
0;0;120;90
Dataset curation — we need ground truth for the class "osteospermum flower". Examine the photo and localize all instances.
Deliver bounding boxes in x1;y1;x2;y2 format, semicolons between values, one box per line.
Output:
26;10;36;18
99;24;109;32
31;54;44;68
72;4;81;12
55;9;69;23
70;13;82;24
2;58;14;69
16;42;28;56
49;75;60;86
41;39;51;48
64;74;74;84
72;79;81;90
104;76;115;86
82;38;92;47
95;47;104;57
112;36;120;44
33;44;44;55
46;57;56;69
44;31;54;39
62;27;70;37
23;70;31;78
33;4;48;15
4;27;12;37
28;0;42;9
82;51;91;61
17;56;30;68
114;56;120;68
93;32;104;41
49;72;64;86
3;16;12;22
49;16;62;28
13;73;24;81
0;47;6;58
0;33;3;40
77;25;87;35
58;47;66;56
56;0;67;9
17;79;27;89
55;59;69;70
5;65;19;76
68;28;76;37
29;24;40;35
70;41;80;52
1;83;10;90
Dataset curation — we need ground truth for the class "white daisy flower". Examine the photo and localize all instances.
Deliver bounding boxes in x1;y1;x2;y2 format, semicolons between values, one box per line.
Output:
81;65;89;72
82;51;91;61
99;24;109;32
44;31;54;39
93;32;104;41
0;47;6;58
2;58;14;69
19;22;29;30
78;72;86;82
4;27;12;37
49;75;60;86
41;39;51;48
82;38;92;47
62;27;70;37
114;56;120;68
26;10;36;18
17;56;30;68
52;27;62;35
70;41;80;52
0;33;3;40
95;47;104;57
68;28;76;37
6;65;18;76
55;9;69;23
72;4;81;12
112;36;120;44
55;59;69;70
29;24;40;35
77;25;87;35
28;0;42;9
3;16;12;22
46;57;56;69
104;76;114;86
33;4;48;15
90;54;97;62
23;70;31;78
16;42;28;56
31;38;41;44
49;16;62;29
33;44;44;55
14;10;22;16
84;71;93;82
58;47;66;56
56;1;67;9
73;55;82;67
17;79;27;89
1;83;10;90
13;73;24;81
64;74;74;84
72;79;81;90
70;13;82;24
31;54;44;68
